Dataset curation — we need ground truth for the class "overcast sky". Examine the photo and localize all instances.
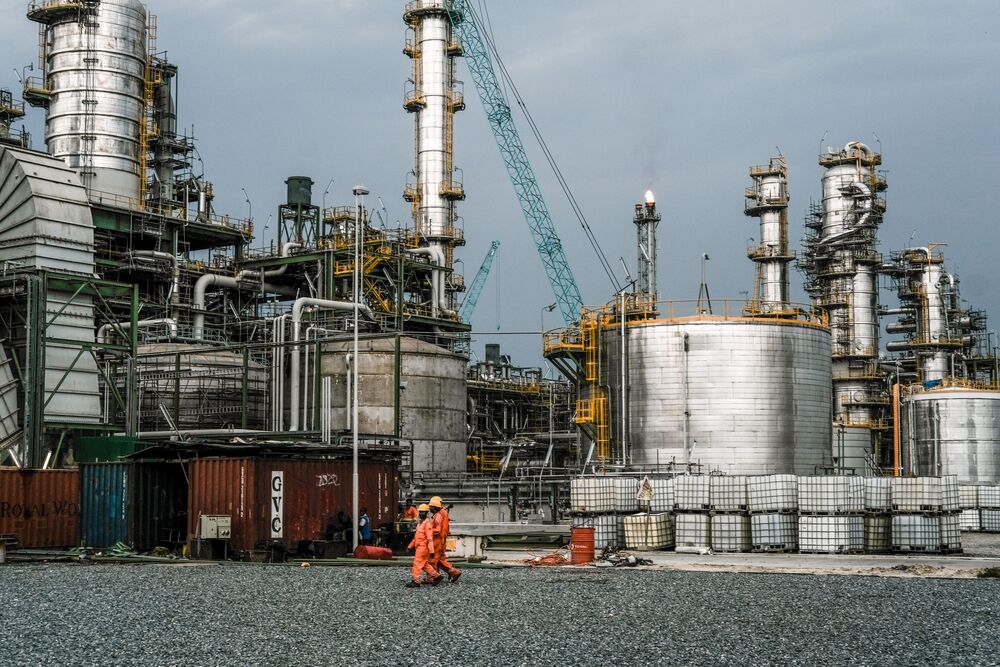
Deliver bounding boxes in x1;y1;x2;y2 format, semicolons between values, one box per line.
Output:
2;1;998;368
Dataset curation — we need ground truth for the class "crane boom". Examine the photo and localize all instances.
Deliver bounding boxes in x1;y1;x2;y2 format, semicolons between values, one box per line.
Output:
448;1;584;325
459;240;500;321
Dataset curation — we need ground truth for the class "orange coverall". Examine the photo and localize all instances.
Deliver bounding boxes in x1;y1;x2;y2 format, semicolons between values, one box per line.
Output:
431;508;461;577
402;505;419;520
407;517;439;584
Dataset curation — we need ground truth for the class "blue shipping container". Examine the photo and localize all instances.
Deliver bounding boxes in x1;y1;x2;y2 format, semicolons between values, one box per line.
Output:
80;462;129;548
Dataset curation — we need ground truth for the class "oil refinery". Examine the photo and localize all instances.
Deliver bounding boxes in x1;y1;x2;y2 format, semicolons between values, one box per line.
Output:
0;0;998;561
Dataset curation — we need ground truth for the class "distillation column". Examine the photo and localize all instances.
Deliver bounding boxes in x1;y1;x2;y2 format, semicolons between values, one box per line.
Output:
403;1;465;314
744;157;793;313
802;141;888;471
634;190;660;300
27;0;149;200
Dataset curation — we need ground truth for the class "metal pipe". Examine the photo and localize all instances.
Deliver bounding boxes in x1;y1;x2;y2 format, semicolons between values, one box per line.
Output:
682;332;690;464
97;318;178;344
406;245;455;316
125;428;269;439
131;251;179;317
192;275;296;340
345;353;353;432
620;290;627;466
352;186;367;551
197;189;207;220
236;241;302;281
288;298;373;431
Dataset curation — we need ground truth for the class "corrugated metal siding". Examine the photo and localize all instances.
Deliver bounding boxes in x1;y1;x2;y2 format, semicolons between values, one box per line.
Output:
80;463;129;548
0;469;25;538
188;458;256;552
188;458;397;553
0;469;79;548
130;461;188;551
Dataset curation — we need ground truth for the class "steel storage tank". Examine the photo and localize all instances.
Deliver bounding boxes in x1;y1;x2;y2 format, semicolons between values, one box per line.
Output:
321;336;467;472
603;315;832;475
42;0;148;199
901;389;1000;483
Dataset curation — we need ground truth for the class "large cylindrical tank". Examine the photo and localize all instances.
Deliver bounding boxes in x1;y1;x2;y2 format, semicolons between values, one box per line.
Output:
603;318;832;474
902;388;1000;483
130;343;268;431
44;0;148;199
321;336;467;472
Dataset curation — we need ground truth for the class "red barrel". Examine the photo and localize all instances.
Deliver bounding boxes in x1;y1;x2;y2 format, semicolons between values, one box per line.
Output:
569;526;595;564
353;545;394;560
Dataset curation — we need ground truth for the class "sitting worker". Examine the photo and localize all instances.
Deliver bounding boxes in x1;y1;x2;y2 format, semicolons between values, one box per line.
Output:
428;495;462;583
405;503;440;588
359;507;371;545
402;500;419;521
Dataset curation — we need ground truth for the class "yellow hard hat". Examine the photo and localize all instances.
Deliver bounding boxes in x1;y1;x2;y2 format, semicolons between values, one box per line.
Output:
417;503;430;512
428;496;444;508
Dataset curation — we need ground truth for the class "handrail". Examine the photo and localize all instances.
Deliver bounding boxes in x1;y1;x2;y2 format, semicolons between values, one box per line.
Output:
86;189;252;234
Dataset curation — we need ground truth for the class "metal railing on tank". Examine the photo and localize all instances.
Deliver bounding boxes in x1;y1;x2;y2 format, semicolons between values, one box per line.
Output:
909;378;1000;393
580;298;828;329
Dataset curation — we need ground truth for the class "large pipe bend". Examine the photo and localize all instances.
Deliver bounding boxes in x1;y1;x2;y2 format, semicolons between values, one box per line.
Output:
288;298;374;431
98;318;178;344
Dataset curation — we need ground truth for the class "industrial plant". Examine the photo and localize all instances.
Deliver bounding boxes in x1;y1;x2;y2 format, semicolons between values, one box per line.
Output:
0;0;997;562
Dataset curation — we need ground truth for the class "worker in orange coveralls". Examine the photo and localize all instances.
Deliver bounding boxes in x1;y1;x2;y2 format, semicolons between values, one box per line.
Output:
402;502;419;520
405;503;441;588
428;495;462;583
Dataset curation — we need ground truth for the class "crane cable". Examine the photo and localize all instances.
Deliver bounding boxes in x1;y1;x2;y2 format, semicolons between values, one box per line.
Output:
470;1;622;292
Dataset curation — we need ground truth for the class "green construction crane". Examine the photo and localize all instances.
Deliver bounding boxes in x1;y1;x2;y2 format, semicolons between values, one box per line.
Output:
459;240;500;322
448;1;585;325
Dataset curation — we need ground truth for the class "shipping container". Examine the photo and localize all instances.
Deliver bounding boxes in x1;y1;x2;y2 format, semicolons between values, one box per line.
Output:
0;469;79;548
129;461;188;551
187;457;397;554
79;461;189;551
80;463;129;548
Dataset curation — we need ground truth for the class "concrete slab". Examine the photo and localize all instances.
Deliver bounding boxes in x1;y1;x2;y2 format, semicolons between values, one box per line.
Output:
485;531;1000;579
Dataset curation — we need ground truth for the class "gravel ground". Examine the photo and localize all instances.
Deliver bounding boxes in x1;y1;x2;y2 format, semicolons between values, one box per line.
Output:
1;563;997;666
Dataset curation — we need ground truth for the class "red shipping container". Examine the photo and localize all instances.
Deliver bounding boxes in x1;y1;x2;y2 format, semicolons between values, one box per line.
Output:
188;458;397;553
0;469;79;548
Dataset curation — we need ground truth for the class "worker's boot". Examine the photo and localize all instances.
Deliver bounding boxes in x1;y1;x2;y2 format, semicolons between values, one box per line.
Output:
449;570;462;584
428;575;444;586
405;580;421;588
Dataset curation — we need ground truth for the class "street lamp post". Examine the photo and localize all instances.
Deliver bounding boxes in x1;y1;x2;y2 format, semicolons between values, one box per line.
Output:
322;179;334;213
351;185;369;550
241;187;252;223
540;302;556;335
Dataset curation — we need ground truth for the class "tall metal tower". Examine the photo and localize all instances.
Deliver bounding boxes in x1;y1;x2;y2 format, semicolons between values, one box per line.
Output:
403;0;466;306
634;191;660;301
26;0;149;200
744;156;794;313
801;141;888;471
